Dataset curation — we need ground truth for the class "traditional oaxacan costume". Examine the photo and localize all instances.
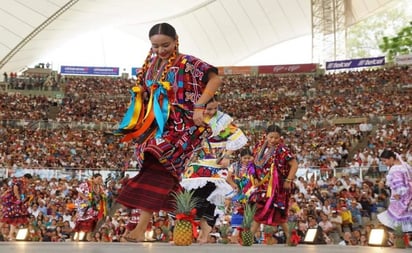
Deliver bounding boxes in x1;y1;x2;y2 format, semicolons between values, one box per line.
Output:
377;160;412;232
250;140;296;226
181;110;248;226
0;177;30;226
116;55;218;213
73;180;106;233
228;160;255;229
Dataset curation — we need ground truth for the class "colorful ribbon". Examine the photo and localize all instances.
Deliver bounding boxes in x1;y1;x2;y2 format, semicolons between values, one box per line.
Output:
256;164;279;224
146;80;171;138
118;86;144;130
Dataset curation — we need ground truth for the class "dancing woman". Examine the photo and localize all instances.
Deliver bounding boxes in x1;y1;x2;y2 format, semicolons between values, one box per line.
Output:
116;22;222;242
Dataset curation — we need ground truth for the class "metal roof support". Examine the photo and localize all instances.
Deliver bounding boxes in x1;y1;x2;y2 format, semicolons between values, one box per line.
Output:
0;0;79;70
311;0;347;66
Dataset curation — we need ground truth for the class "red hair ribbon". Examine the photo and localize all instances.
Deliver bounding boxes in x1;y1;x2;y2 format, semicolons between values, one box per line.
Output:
175;208;200;238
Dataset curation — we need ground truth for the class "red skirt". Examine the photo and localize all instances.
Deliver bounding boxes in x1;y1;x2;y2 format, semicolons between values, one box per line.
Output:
73;218;97;233
116;154;180;212
254;203;287;226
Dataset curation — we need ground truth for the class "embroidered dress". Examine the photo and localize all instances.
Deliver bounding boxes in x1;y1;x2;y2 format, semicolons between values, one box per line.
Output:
250;141;295;226
74;181;106;232
377;163;412;232
116;55;218;212
0;178;29;226
180;110;248;225
228;161;255;228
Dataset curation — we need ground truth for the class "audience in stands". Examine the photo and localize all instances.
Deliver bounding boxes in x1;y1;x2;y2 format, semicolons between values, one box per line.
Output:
0;65;411;245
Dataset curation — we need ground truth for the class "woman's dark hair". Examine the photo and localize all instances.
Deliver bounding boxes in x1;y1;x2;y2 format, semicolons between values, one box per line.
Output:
266;124;282;135
24;173;32;179
149;23;177;39
380;149;396;159
239;147;253;157
92;173;102;178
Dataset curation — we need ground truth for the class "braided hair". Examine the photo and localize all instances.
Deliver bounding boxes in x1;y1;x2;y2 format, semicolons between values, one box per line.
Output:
135;23;179;87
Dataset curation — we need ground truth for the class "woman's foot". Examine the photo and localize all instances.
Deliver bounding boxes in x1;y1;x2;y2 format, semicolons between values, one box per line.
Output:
121;236;140;243
197;224;212;244
121;232;145;243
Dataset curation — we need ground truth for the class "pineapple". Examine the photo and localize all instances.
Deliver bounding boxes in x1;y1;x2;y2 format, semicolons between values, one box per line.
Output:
218;223;230;244
393;225;406;248
263;225;276;245
240;203;257;246
172;190;199;246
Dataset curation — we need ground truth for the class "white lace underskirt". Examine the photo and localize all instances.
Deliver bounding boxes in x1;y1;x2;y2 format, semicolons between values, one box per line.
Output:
377;211;412;232
180;177;233;206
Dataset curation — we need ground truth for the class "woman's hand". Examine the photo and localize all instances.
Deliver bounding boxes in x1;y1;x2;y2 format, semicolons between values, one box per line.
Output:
218;157;231;168
193;109;205;126
284;181;293;190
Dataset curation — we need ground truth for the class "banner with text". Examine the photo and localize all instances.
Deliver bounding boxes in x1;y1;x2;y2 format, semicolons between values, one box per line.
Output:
216;66;253;75
131;67;141;77
60;66;119;76
395;54;412;65
325;56;385;70
258;63;318;74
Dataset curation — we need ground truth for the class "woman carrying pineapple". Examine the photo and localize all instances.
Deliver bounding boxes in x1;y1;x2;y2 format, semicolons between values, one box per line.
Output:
73;173;107;241
248;124;298;243
227;148;255;241
180;95;248;243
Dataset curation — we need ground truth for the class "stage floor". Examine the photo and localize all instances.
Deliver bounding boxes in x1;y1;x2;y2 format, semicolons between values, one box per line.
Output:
0;242;410;253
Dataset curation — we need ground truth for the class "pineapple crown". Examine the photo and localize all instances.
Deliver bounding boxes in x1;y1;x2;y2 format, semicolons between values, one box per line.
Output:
242;203;257;229
263;225;275;234
171;190;200;215
393;225;404;236
219;224;230;236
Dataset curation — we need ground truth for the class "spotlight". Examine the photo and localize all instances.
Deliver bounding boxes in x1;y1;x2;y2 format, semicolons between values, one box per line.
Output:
145;230;154;241
304;228;326;244
73;231;86;241
368;228;388;247
16;228;28;241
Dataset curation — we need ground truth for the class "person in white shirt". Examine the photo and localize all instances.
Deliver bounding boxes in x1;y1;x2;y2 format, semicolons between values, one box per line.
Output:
329;210;343;237
318;211;333;235
28;203;41;218
338;231;353;246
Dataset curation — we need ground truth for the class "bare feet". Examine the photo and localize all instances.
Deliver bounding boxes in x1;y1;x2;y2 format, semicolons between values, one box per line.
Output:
197;224;212;244
121;231;145;243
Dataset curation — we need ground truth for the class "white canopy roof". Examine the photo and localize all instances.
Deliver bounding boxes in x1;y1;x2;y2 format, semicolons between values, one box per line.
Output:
0;0;399;73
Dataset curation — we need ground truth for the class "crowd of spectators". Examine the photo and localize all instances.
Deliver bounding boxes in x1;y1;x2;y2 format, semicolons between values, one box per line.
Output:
2;66;411;127
0;168;406;245
0;65;411;245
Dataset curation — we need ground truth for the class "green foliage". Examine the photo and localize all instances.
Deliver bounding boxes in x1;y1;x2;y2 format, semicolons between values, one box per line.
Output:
393;224;404;237
379;21;412;62
263;225;275;234
171;190;200;214
219;223;230;237
346;0;412;60
242;203;257;229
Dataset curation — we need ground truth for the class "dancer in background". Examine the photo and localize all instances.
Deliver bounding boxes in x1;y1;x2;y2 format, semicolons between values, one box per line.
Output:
227;147;255;242
249;125;298;240
73;173;106;241
0;173;33;240
181;95;248;243
377;149;412;232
